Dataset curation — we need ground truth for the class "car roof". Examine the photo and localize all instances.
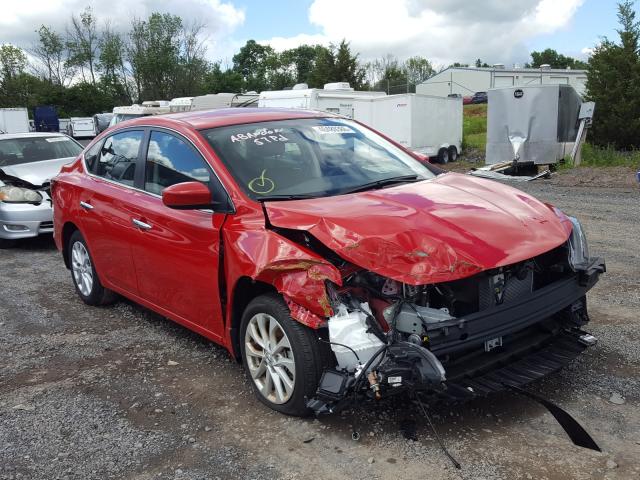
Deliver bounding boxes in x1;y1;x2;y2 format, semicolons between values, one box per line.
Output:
0;132;68;140
122;107;337;130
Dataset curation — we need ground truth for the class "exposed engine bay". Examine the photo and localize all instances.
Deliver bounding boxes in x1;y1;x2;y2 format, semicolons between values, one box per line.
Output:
304;226;605;417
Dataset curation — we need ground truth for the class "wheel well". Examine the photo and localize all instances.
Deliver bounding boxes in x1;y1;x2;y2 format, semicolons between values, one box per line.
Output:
230;277;276;360
61;222;80;269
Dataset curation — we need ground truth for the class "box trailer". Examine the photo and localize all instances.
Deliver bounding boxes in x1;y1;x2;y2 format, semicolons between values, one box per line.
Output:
485;84;584;165
67;117;97;138
352;93;463;162
0;108;30;134
258;83;386;118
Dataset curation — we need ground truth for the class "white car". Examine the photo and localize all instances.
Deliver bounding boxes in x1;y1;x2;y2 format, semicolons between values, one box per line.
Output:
0;132;83;247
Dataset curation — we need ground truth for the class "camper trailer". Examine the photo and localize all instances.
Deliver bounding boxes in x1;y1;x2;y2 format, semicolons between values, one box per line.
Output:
258;83;386;118
109;103;170;127
190;92;259;111
353;93;463;162
486;85;585;165
169;97;194;112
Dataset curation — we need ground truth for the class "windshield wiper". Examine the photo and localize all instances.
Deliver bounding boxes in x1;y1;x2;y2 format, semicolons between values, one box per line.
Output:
337;174;422;195
257;193;324;201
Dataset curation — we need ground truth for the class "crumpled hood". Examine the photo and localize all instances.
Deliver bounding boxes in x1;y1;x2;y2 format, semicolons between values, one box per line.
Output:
265;173;571;284
0;157;75;187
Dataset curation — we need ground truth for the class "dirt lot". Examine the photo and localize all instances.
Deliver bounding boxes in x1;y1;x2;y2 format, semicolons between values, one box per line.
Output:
1;168;639;480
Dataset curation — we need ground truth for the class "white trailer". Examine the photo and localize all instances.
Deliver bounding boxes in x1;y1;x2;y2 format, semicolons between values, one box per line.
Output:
169;97;194;112
258;83;386;118
191;92;258;111
67;117;97;138
352;94;463;163
0;108;30;134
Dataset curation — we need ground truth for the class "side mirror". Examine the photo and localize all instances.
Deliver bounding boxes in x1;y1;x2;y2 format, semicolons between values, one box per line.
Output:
162;181;213;209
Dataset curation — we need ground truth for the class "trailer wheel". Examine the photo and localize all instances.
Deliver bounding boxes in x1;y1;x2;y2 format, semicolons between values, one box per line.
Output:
437;148;449;164
448;146;458;162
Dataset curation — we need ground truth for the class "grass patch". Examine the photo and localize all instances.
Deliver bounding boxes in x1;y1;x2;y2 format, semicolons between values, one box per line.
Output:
578;144;640;168
463;104;487;152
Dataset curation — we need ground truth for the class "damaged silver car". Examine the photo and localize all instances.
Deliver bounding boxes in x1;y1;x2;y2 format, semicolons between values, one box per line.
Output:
0;133;83;248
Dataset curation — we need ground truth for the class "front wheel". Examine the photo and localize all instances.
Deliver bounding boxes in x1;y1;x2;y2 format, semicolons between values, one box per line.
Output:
240;293;326;416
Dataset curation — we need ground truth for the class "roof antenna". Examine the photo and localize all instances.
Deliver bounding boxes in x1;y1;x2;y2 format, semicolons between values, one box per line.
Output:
415;395;461;470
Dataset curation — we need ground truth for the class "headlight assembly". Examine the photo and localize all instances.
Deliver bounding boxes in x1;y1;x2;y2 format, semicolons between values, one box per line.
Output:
0;186;43;204
567;216;590;270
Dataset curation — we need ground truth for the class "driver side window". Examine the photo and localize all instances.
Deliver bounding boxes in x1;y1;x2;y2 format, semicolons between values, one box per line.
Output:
89;130;143;187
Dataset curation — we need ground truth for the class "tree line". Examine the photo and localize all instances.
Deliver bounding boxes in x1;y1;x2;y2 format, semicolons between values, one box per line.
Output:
0;2;637;149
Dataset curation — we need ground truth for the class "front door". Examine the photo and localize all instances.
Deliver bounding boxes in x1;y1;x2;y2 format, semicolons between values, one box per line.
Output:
128;129;227;339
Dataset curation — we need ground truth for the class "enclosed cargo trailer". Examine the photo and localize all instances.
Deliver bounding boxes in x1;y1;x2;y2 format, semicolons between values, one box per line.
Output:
352;93;463;162
485;85;584;165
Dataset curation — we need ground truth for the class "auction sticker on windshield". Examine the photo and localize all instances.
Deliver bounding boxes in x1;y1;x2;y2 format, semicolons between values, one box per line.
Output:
312;125;355;135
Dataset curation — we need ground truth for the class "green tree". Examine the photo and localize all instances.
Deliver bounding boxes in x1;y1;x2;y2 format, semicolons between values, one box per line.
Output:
280;44;328;85
128;13;183;100
0;45;28;81
307;46;335;88
405;56;434;85
333;40;366;89
586;1;640;148
66;6;100;84
204;62;244;93
528;48;588;69
475;58;490;68
233;40;276;92
99;25;132;103
32;25;73;85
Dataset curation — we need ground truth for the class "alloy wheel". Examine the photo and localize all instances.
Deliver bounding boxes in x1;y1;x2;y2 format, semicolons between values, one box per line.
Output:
71;241;93;296
244;313;296;404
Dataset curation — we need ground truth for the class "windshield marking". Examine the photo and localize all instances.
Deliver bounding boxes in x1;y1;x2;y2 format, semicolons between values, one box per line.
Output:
231;128;289;146
248;169;276;194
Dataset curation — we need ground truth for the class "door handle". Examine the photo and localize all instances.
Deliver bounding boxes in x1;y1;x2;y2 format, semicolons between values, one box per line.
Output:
132;218;152;231
80;201;93;210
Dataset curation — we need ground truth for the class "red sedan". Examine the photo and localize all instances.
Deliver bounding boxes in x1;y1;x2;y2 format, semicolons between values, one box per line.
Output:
52;108;604;416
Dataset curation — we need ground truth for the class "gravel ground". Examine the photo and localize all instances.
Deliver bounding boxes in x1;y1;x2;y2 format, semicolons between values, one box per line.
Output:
1;169;639;480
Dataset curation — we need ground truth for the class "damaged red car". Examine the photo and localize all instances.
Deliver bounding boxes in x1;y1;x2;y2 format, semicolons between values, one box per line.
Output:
51;109;605;416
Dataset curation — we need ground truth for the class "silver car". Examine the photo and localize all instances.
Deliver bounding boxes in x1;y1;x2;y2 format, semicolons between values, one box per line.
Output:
0;133;83;247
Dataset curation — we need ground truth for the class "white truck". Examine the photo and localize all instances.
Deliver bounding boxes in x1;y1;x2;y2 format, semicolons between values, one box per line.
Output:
0;108;30;134
109;103;171;127
258;83;386;118
353;94;463;163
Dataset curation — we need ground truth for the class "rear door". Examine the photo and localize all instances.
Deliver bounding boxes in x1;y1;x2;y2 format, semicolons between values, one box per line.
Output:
79;129;146;295
128;129;229;339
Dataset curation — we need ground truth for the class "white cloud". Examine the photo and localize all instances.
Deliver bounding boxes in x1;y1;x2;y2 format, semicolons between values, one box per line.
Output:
1;0;245;61
261;0;585;66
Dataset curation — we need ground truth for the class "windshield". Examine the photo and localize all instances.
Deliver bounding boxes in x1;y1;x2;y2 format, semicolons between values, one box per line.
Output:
0;136;83;166
201;118;435;200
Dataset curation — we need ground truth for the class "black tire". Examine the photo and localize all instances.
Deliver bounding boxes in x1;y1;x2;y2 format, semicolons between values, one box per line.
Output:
448;146;458;162
68;230;117;306
0;239;16;249
240;293;327;416
437;148;449;164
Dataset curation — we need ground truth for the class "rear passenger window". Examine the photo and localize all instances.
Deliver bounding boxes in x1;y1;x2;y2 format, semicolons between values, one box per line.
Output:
90;130;143;187
144;131;211;195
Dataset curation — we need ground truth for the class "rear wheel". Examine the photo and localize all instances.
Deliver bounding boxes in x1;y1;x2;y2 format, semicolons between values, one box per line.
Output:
448;146;458;162
437;147;450;164
68;230;116;306
240;293;326;416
